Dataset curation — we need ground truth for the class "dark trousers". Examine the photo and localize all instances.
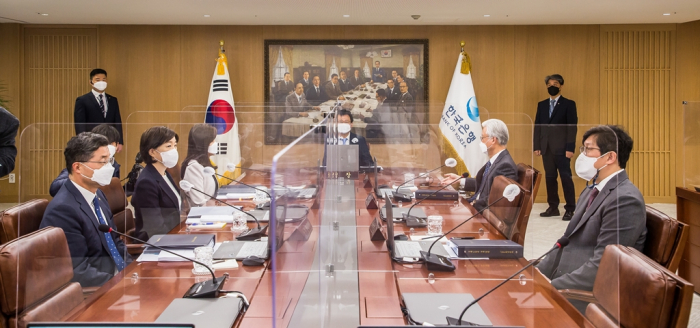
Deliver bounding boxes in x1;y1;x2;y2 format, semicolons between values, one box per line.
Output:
542;152;576;212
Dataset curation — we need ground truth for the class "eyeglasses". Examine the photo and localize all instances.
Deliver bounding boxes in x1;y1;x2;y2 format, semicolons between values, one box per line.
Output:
579;146;600;155
480;136;491;141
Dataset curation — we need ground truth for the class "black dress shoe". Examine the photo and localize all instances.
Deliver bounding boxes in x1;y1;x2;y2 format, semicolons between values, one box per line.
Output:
562;211;574;221
540;207;560;217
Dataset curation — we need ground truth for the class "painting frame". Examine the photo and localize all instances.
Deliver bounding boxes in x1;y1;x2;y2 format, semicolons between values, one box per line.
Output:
263;39;429;145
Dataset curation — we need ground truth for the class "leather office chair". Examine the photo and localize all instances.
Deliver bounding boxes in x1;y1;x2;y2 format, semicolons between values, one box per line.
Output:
0;199;49;245
510;163;542;246
561;245;693;328
98;177;141;256
643;205;688;273
481;176;525;240
0;227;83;328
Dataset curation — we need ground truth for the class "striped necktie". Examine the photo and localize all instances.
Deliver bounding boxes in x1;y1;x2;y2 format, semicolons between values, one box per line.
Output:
99;94;106;118
549;99;556;118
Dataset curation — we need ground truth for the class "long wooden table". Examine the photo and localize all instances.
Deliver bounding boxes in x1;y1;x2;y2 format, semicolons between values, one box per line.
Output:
66;168;591;327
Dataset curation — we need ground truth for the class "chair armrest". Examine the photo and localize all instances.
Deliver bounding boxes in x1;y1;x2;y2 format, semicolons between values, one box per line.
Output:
82;286;100;299
127;244;144;256
560;289;597;303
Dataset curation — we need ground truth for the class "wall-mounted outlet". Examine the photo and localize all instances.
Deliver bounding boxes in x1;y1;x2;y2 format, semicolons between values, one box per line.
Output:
8;173;15;183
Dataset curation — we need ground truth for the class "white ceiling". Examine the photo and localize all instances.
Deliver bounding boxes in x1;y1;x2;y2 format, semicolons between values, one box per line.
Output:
1;0;699;25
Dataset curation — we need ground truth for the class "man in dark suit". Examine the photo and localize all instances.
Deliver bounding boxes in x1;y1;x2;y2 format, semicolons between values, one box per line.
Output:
534;74;578;221
349;69;365;87
298;71;311;90
74;68;124;146
338;71;353;92
372;61;385;83
323;109;374;167
385;79;400;103
306;75;328;106
40;132;132;287
442;119;518;211
325;74;345;100
276;72;295;102
391;70;399;84
538;125;646;313
285;83;319;119
0;107;19;178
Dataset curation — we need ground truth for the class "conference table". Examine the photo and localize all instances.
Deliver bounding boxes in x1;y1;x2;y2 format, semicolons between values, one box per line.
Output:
65;167;592;328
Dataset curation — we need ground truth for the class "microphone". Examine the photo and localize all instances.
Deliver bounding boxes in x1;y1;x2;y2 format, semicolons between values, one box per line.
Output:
207;166;272;209
97;224;229;299
421;184;522;272
179;180;268;241
403;177;462;221
451;237;570;326
394;158;457;201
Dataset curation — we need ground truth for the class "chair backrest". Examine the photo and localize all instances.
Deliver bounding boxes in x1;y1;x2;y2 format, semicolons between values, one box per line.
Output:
510;163;542;246
643;205;689;272
587;245;694;328
482;176;525;239
0;199;49;245
0;227;83;327
98;177;127;214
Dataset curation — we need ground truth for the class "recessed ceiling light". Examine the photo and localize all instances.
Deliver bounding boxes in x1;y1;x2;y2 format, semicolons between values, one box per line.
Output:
484;14;490;17
204;14;210;17
663;13;671;16
37;12;48;16
343;14;350;18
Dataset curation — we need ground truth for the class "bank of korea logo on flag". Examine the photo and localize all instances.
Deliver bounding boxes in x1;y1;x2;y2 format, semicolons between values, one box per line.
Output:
466;96;479;122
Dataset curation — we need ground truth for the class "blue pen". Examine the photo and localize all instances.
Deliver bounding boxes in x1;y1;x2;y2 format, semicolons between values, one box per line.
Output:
190;222;215;226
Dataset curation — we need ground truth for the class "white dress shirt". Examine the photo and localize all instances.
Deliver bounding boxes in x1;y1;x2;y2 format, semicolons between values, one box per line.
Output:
594;169;625;191
162;173;182;210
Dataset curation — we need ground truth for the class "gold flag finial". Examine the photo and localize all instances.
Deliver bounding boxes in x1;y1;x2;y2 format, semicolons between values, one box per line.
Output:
220;40;224;47
460;41;471;75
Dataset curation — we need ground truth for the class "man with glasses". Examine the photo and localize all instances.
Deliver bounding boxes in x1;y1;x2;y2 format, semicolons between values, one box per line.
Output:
534;74;578;221
537;125;646;313
441;119;517;211
41;132;132;287
322;109;374;167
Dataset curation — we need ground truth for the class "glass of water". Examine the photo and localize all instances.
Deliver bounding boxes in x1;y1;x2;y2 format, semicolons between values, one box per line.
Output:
231;211;249;234
192;246;214;275
427;215;443;236
404;173;416;187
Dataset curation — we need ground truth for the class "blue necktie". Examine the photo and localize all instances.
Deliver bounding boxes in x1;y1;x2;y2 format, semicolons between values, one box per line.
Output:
468;161;492;202
549;99;556;118
93;197;126;271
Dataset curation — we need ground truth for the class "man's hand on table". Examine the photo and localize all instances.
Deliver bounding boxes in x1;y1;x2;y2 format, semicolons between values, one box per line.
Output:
441;173;461;185
298;112;309;117
311;106;321;111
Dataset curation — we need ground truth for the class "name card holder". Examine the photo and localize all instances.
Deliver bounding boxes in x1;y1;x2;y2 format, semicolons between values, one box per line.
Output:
365;193;379;210
363;173;373;189
369;217;386;241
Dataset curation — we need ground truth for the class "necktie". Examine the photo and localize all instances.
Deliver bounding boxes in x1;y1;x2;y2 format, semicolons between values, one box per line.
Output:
298;96;302;104
316;87;319;95
586;188;600;210
99;94;106;118
93;197;126;271
549;99;556;118
341;138;347;145
468;161;492;202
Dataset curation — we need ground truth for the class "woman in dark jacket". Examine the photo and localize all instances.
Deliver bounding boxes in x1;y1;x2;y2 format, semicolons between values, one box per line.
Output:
131;126;181;240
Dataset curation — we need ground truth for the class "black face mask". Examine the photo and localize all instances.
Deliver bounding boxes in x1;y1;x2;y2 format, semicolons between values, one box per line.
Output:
548;85;560;96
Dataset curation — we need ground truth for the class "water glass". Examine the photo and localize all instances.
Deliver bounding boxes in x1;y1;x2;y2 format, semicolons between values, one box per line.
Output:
427;215;443;236
192;246;214;275
231;212;249;234
404;173;415;187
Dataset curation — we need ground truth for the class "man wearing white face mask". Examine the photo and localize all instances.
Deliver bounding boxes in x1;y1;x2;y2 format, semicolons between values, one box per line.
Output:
74;69;124;148
131;126;181;240
49;124;122;197
41;132;132;287
441;119;517;211
537;125;646;313
322;109;374;167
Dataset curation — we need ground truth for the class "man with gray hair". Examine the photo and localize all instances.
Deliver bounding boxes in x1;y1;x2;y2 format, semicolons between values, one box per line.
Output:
442;119;518;211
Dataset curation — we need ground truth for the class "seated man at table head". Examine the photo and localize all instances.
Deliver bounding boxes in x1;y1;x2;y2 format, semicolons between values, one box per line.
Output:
385;79;400;103
323;109;374;167
40;132;133;287
537;125;646;313
350;68;365;87
131;126;181;240
305;75;328;106
442;119;517;211
298;71;311;89
285;82;319;118
182;124;219;207
325;73;345;100
49;124;122;197
338;70;353;92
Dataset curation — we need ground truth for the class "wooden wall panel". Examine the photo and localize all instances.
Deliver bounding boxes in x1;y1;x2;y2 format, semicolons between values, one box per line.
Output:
676;20;700;190
600;25;676;203
20;28;97;201
0;24;21;202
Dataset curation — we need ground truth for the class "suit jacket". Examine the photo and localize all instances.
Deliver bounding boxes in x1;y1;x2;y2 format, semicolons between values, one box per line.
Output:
537;171;646;291
275;80;295;101
40;180;132;287
338;79;353;92
0;107;19;178
385;86;400;102
324;82;343;99
322;132;374;167
50;161;121;197
349;75;365;87
74;92;124;143
533;96;578;154
305;84;328;105
372;68;386;83
285;93;313;119
131;164;181;240
397;92;415;122
298;78;312;90
463;149;518;211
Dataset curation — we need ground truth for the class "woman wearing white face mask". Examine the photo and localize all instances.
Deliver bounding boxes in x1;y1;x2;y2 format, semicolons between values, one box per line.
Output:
49;124;122;197
131;126;181;241
181;124;219;206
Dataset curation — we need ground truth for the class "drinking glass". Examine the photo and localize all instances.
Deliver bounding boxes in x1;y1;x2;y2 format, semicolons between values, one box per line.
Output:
231;211;249;234
427;215;443;236
404;173;415;187
192;246;214;275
